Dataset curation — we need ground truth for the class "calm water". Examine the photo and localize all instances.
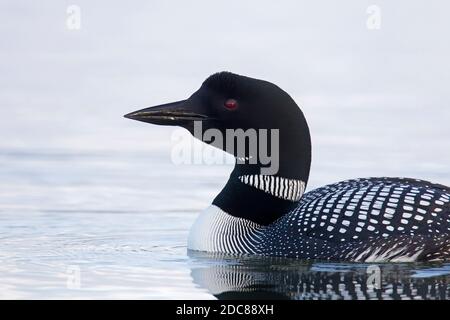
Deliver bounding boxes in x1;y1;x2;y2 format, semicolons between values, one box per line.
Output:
1;1;450;300
1;132;450;299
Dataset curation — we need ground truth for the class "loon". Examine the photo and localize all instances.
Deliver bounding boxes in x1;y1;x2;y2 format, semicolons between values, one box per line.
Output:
125;72;450;262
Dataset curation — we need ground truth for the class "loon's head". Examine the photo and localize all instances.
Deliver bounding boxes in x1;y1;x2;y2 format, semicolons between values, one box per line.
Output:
125;72;311;225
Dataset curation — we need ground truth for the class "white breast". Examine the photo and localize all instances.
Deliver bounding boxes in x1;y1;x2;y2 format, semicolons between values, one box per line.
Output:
188;205;265;254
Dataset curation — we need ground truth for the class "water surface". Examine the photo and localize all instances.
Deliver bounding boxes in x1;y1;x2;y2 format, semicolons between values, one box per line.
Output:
1;143;449;299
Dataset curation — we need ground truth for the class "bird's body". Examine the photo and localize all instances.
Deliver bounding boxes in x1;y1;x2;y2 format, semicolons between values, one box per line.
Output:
260;177;450;262
126;72;450;262
188;178;450;262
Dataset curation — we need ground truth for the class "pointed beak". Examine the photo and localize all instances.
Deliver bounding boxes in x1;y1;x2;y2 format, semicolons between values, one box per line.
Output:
124;100;210;126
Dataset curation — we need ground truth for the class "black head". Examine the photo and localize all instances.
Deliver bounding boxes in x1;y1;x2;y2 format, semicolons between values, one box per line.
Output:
126;72;300;132
125;72;312;225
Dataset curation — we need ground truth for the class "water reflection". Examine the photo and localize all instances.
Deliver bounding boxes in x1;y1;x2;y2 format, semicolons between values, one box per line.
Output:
189;252;450;300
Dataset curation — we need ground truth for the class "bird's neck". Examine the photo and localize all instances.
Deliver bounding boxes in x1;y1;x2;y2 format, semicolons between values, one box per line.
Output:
212;126;312;226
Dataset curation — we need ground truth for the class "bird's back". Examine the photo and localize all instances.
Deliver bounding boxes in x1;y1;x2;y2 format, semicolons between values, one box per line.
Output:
260;177;450;262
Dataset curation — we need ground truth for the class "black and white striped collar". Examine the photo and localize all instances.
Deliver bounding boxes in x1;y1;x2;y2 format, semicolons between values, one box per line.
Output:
213;172;307;226
238;175;306;202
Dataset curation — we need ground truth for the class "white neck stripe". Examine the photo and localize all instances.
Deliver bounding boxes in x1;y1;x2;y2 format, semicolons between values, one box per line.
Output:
238;175;305;202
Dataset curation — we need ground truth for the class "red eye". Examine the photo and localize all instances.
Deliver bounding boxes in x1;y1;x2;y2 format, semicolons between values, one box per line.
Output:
224;99;238;110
